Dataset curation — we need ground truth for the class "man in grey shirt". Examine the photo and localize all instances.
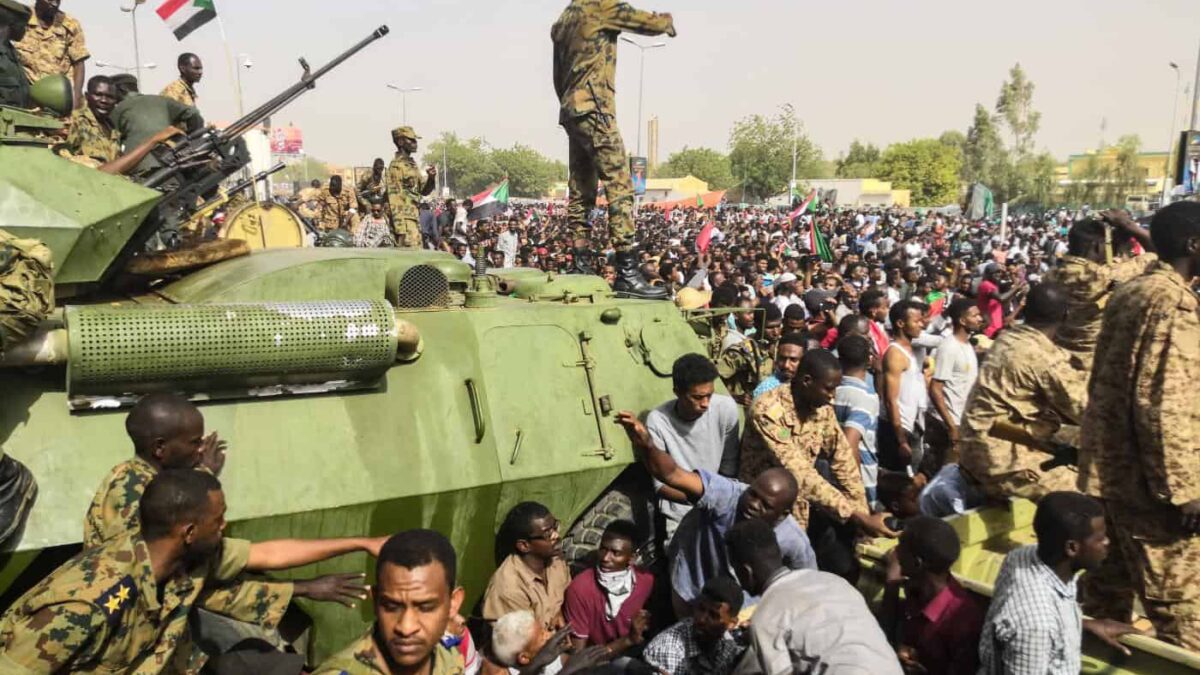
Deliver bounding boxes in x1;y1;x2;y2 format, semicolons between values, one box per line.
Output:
727;519;901;675
646;354;740;543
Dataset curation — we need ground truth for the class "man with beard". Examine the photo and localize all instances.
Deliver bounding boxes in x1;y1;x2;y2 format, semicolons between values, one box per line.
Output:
752;331;805;400
0;470;386;673
314;529;466;675
62;74;119;164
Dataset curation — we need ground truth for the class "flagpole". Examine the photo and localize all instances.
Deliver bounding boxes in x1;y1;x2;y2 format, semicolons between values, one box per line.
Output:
215;13;243;117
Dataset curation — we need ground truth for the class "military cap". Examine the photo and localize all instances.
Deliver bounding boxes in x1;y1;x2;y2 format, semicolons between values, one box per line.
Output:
110;73;138;88
0;0;31;20
391;126;420;141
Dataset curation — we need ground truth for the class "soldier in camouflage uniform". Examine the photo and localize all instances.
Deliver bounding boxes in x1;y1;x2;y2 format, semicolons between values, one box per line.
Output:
357;157;389;211
1078;202;1200;650
313;530;465;675
61;74;119;164
0;0;30;108
1046;210;1156;370
386;126;436;249
12;0;88;110
0;469;382;673
740;350;895;578
551;0;674;299
0;225;51;546
317;174;358;233
716;299;764;406
958;282;1087;501
159;53;201;108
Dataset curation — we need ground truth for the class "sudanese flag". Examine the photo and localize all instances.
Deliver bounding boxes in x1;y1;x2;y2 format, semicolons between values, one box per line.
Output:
157;0;217;41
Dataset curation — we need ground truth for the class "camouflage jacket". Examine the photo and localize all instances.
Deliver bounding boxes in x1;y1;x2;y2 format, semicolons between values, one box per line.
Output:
0;534;289;674
317;188;357;232
312;628;464;675
0;38;30;108
1078;261;1199;512
958;324;1087;500
717;329;763;404
386;153;425;223
551;0;674;122
159;78;197;108
356;173;388;210
13;9;88;84
64;104;120;164
1047;253;1155;366
0;229;53;355
740;386;866;529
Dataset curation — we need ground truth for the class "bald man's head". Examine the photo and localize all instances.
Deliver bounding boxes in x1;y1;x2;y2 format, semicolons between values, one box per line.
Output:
736;468;799;525
126;393;205;469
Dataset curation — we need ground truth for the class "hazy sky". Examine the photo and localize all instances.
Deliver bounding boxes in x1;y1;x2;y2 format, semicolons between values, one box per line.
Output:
69;0;1199;167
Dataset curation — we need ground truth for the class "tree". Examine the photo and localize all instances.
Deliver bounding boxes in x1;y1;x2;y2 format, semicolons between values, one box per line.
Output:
996;63;1042;157
727;108;822;202
421;133;502;197
491;144;566;198
962;104;1007;189
657;146;735;189
1111;134;1144;203
876;138;962;206
835;140;881;178
277;156;331;186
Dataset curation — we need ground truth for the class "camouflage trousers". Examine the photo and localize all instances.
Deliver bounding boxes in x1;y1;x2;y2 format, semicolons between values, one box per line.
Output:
563;112;635;246
0;232;54;355
1106;504;1200;651
392;217;422;249
1079;508;1136;624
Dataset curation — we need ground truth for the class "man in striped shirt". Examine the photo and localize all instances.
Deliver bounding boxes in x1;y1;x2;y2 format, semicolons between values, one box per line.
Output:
833;335;880;510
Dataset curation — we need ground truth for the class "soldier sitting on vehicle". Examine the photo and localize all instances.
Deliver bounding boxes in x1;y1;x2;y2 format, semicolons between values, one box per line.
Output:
481;501;572;631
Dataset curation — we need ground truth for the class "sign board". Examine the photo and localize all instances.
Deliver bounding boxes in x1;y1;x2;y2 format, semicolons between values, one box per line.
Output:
269;125;304;157
630;156;647;196
1177;130;1200;195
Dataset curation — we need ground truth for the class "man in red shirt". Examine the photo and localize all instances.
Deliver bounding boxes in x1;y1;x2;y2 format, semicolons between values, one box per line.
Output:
880;516;985;675
977;264;1025;338
562;520;654;651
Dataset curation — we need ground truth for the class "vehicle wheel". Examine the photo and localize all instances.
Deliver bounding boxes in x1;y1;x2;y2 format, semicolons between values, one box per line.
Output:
563;489;658;574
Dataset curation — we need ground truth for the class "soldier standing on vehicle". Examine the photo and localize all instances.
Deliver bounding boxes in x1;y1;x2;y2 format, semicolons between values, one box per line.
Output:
160;52;201;108
386;126;436;249
317;174;357;232
717;297;764;407
0;226;52;547
61;74;119;164
1078;202;1200;651
551;0;674;299
357;157;388;211
0;0;31;108
12;0;88;110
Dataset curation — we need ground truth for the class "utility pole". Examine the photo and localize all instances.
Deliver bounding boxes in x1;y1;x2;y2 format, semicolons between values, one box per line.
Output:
1165;62;1182;204
620;37;666;157
1192;40;1200;130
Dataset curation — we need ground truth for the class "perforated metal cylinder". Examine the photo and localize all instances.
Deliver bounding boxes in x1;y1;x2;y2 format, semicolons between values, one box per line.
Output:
66;300;399;399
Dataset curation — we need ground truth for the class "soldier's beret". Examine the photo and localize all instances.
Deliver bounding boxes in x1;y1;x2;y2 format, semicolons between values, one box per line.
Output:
391;126;420;141
0;0;31;19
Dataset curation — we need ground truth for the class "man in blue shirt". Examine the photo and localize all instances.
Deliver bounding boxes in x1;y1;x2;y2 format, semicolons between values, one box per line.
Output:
832;335;880;510
615;410;817;619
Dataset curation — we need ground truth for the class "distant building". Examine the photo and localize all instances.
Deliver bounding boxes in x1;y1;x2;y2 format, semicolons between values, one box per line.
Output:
1055;149;1170;206
775;178;910;208
550;174;711;203
647;116;660;169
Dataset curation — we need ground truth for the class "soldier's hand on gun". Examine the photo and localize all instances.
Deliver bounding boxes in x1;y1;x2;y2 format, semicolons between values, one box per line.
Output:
293;572;369;608
615;411;652;449
198;432;227;475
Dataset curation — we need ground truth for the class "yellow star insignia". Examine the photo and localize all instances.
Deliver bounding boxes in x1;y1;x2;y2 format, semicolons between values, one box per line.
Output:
104;596;121;614
115;585;131;603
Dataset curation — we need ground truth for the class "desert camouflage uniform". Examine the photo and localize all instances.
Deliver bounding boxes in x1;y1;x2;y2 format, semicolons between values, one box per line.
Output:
0;533;289;674
0;229;53;356
958;323;1087;501
296;185;323;222
312;628;464;675
317;186;358;232
551;0;674;244
1046;252;1156;369
740;386;867;529
13;8;87;85
63;104;120;164
159;78;197;108
1078;261;1200;650
357;172;388;211
81;456;294;636
717;329;764;405
386;153;424;248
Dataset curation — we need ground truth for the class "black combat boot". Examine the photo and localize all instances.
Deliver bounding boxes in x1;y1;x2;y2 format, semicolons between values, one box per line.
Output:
613;250;668;300
571;248;596;275
0;455;37;547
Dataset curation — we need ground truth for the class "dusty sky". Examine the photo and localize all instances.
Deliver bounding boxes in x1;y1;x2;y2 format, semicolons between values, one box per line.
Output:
69;0;1199;167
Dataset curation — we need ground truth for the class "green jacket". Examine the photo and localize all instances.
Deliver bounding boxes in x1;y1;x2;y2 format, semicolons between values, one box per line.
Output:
0;39;30;108
109;92;204;173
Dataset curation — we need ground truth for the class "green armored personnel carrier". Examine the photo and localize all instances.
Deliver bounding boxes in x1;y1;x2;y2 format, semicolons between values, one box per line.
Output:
1;28;1198;675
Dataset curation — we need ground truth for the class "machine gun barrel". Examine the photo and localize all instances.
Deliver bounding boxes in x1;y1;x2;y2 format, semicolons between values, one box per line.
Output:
226;162;286;198
142;25;390;188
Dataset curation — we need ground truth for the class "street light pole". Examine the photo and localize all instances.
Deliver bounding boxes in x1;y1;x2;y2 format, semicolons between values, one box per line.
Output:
619;37;665;157
386;84;423;124
781;103;798;203
119;2;145;84
1165;62;1182;204
96;61;157;75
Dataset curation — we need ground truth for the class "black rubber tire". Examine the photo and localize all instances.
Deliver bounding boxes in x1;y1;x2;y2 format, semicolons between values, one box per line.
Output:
562;489;658;574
